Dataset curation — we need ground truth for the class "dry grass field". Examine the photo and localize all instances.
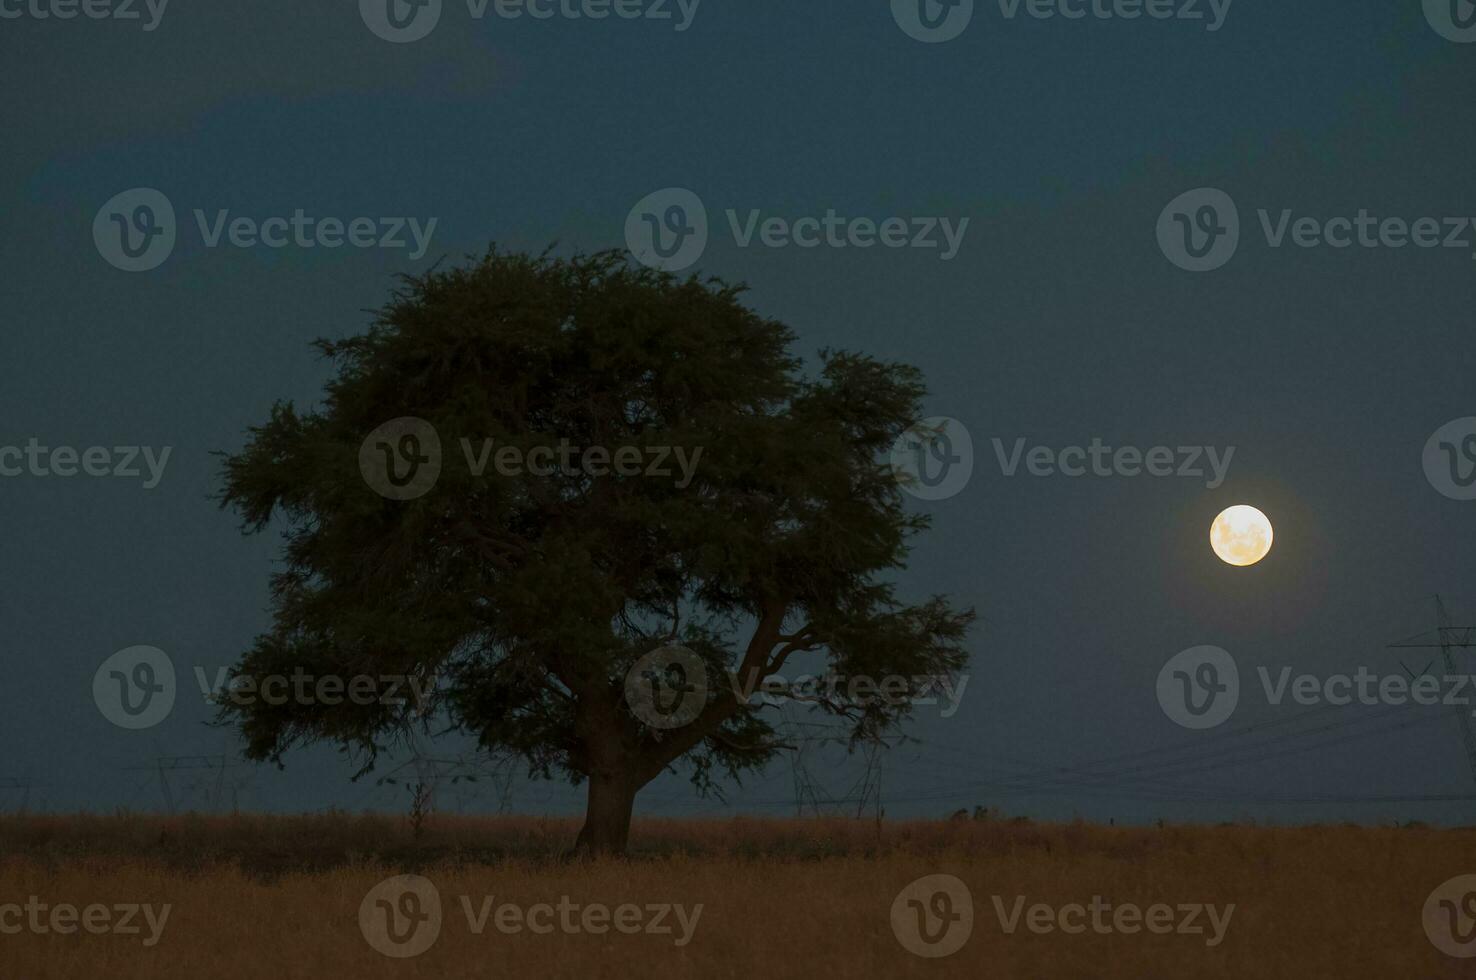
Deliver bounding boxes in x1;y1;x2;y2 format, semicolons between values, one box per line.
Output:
1;812;1473;978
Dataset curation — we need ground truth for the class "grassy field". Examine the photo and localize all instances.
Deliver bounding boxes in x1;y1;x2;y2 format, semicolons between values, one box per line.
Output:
0;812;1472;978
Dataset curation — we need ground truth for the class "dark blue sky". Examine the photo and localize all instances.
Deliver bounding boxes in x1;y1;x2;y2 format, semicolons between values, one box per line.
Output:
3;2;1475;824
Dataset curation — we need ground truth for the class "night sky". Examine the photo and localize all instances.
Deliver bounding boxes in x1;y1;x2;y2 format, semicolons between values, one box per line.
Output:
3;1;1475;825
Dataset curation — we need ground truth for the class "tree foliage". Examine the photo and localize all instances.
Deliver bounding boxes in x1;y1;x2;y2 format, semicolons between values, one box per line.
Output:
217;248;973;846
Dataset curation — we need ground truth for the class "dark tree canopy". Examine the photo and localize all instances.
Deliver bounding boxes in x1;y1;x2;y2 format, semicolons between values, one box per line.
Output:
218;248;973;853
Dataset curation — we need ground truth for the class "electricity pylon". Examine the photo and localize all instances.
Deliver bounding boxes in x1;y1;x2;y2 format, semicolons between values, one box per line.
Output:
850;739;886;821
375;728;516;814
0;778;36;814
776;704;894;819
1388;594;1476;789
123;754;246;814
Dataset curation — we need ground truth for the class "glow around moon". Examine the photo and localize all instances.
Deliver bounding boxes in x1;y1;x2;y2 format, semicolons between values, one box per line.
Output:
1210;505;1274;566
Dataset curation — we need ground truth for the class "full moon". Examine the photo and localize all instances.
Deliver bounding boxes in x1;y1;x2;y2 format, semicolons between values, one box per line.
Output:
1210;504;1274;566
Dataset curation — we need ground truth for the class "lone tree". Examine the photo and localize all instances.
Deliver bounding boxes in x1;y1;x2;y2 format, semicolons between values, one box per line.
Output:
218;248;973;855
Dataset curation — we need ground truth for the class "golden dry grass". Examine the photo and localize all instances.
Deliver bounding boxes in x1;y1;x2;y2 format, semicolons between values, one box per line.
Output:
1;813;1473;978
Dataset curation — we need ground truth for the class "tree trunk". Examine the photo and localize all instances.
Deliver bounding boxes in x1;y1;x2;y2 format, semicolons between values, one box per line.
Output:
571;769;639;858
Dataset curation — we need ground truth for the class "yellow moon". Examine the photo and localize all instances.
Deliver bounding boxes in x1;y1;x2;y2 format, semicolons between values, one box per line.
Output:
1210;505;1273;566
